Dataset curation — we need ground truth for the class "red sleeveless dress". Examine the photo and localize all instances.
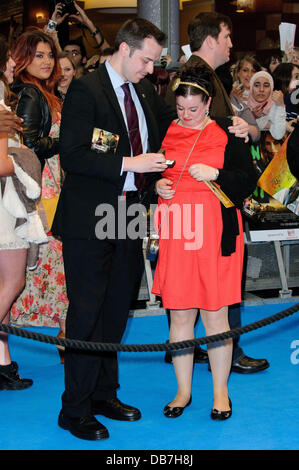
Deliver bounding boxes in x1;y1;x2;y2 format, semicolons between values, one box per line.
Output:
152;120;244;311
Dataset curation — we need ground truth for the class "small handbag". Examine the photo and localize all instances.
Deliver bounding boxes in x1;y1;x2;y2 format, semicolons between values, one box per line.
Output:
41;195;59;228
40;160;60;230
146;125;206;262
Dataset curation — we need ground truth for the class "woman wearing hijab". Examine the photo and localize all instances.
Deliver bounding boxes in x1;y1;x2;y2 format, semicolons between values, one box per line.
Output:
247;71;286;140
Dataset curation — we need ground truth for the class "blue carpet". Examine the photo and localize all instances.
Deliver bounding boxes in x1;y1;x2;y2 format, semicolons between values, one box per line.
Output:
1;302;299;450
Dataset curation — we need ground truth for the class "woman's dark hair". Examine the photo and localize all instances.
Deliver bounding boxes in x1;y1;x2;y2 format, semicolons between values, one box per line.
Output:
0;38;13;106
263;51;283;72
173;65;214;104
234;54;262;82
273;62;299;96
148;66;170;98
0;38;9;80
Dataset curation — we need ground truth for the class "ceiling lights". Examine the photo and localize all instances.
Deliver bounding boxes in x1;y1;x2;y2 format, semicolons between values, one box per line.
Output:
235;0;256;13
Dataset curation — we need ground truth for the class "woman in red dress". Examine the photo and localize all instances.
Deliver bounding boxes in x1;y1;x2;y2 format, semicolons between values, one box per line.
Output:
152;65;257;420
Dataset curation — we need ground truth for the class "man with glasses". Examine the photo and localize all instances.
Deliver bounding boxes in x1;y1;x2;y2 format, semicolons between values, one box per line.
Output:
63;40;87;78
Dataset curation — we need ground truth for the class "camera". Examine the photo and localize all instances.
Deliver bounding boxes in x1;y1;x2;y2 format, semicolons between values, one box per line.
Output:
46;19;57;32
55;0;77;16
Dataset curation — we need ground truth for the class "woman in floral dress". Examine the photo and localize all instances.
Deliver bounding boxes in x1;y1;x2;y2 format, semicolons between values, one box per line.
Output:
10;116;68;331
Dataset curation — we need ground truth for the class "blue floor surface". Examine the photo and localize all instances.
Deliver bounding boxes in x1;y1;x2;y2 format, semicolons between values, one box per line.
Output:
0;302;299;450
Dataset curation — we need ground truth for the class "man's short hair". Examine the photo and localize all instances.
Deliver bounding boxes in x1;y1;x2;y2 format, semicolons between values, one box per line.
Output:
114;18;166;54
63;39;87;59
188;12;232;53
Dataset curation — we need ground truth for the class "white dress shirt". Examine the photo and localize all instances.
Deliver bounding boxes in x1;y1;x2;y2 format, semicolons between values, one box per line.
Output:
105;59;149;191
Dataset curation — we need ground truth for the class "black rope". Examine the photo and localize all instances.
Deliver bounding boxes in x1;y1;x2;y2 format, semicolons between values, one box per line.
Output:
1;302;299;353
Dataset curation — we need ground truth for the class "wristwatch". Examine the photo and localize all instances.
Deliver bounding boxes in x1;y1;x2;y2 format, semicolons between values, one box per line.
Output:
214;168;219;180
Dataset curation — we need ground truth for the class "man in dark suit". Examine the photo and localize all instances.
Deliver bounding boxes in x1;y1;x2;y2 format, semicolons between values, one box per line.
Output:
52;18;176;441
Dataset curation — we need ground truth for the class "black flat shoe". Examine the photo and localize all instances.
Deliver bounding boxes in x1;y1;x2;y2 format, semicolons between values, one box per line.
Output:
0;362;33;390
92;398;141;421
58;411;109;441
163;396;192;418
211;398;232;421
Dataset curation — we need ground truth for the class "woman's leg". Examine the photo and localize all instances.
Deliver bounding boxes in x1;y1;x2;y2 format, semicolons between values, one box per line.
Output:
200;307;232;411
59;318;66;334
167;308;198;408
0;249;27;365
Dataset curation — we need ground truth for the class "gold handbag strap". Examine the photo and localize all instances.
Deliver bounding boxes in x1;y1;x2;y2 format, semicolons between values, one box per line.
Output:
156;123;206;236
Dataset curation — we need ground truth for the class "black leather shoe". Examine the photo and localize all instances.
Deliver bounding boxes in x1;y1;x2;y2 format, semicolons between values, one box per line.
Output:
194;348;209;363
0;362;33;390
165;347;208;364
58;411;109;441
163;396;192;418
92;398;141;421
231;356;269;374
211;398;232;421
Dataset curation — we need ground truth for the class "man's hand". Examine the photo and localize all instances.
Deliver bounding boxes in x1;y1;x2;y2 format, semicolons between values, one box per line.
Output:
228;116;249;142
123;153;168;173
251;103;267;119
230;84;245;101
272;90;284;107
286;119;298;133
69;1;91;27
155;178;175;199
69;1;108;49
0;109;23;134
50;2;69;25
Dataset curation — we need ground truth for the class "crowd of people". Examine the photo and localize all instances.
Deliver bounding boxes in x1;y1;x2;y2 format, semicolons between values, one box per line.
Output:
0;2;299;442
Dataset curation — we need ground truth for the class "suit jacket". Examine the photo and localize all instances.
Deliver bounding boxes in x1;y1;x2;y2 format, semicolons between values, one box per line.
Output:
214;117;257;256
52;64;176;239
287;123;299;180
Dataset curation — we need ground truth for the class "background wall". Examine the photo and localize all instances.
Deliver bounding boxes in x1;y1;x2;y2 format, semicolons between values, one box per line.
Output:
1;0;299;61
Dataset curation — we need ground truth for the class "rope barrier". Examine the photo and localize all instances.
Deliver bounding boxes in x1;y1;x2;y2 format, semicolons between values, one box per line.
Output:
1;302;299;353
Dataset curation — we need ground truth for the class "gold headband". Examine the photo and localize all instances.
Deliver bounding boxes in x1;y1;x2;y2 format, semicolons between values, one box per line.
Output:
172;77;210;96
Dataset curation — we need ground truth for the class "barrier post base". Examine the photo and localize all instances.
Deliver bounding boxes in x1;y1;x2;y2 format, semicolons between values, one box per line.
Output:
146;300;161;310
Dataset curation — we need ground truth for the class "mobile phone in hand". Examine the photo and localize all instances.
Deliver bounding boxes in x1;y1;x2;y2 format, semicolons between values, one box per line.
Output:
158;149;175;168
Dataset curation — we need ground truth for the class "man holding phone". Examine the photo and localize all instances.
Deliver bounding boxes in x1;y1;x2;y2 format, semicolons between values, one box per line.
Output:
52;18;176;441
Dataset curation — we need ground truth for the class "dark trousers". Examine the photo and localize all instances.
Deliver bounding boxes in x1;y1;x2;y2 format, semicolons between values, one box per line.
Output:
228;304;245;362
61;236;142;418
